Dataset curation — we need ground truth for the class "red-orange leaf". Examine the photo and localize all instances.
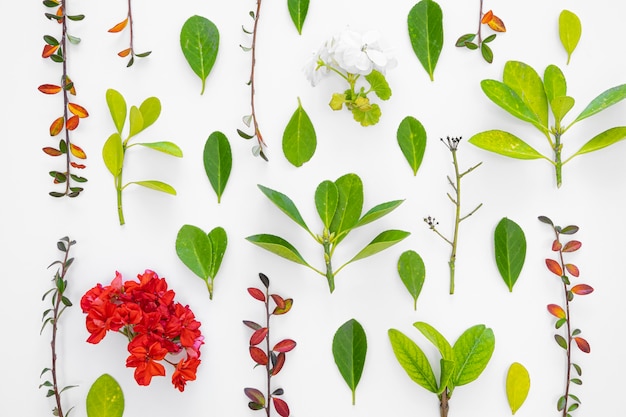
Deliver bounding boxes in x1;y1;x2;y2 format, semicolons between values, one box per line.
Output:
249;347;268;365
487;15;506;32
118;48;132;57
43;147;62;156
547;304;566;319
273;339;296;353
42;44;60;58
273;298;293;315
271;294;286;309
545;259;563;276
248;288;265;302
562;240;582;252
71;162;86;169
481;10;493;24
574;337;590;353
49;116;64;136
273;398;290;417
70;143;87;159
66;115;79;131
571;284;594;295
38;84;62;94
68;102;89;118
565;263;580;277
108;18;129;33
271;352;285;376
56;6;64;22
551;239;562;251
249;328;268;346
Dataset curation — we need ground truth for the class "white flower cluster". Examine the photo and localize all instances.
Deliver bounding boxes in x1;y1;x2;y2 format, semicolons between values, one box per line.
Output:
304;28;397;86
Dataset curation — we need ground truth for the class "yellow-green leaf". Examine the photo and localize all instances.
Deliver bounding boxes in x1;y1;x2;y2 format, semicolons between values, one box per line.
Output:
86;374;124;417
559;10;581;65
506;362;530;414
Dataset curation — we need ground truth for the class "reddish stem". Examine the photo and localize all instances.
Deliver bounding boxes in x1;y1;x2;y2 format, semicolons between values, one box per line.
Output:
249;0;268;161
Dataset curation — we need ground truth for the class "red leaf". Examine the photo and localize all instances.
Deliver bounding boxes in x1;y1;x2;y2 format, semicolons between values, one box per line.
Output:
66;115;79;131
551;239;562;251
562;240;582;252
271;352;285;376
545;259;563;276
249;327;268;346
49;116;64;136
571;284;594;295
249;347;268;365
248;288;266;302
43;147;62;156
71;162;86;169
273;339;296;353
68;102;89;118
547;304;566;319
42;44;59;58
574;337;590;353
244;387;265;405
38;84;62;94
273;397;290;417
271;294;286;309
565;263;580;277
273;298;293;315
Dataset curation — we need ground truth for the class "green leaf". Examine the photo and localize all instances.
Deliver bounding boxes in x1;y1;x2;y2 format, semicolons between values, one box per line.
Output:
398;251;425;310
130;180;176;195
413;322;453;361
355;200;404;228
407;0;443;81
397;116;427;176
502;61;549;129
203;131;232;203
136;141;183;157
494;217;527;292
543;65;567;104
246;234;311;267
506;362;530;415
452;324;495;386
138;97;161;130
86;374;124;417
102;133;124;177
480;80;542;126
315;180;338;229
176;224;212;280
330;173;363;243
469;130;545;160
481;42;493;63
438;358;456;395
105;89;126;135
346;230;410;263
559;10;582;65
455;33;475;47
551;96;575;125
128;106;144;139
282;97;317;167
571;127;626;158
365;70;392;100
332;319;368;405
572;84;626;124
287;0;309;35
207;226;227;280
388;329;438;393
351;102;381;126
180;15;220;95
258;184;310;232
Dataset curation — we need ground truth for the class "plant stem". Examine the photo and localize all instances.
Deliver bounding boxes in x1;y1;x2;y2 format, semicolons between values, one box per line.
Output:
553;131;563;188
476;0;484;44
249;0;267;161
554;229;572;417
439;388;450;417
448;149;462;294
60;1;73;197
264;285;272;417
126;0;134;60
116;173;125;225
322;239;335;293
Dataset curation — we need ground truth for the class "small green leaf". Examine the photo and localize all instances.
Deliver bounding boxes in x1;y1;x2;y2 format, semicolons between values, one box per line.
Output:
452;324;495;386
102;133;124;176
413;322;453;361
138;97;161;130
506;362;530;415
246;234;311;267
332;319;368;405
494;217;527;292
207;226;227;280
86;374;124;417
315;180;338;229
258;184;310;232
543;65;567;104
388;329;438;393
555;334;568;350
282;97;317;167
136;141;183;157
483;34;496;44
203;131;232;203
330;174;363;244
180;15;220;94
398;251;426;310
287;0;309;35
455;33;475;47
346;230;410;263
559;10;582;65
355;200;404;228
571;127;626;158
105;89;126;135
481;42;493;63
130;180;176;195
128;106;144;138
176;224;212;281
365;70;392;100
551;96;575;125
397;116;427;176
469;130;545;160
407;0;443;81
351;102;381;126
573;84;626;124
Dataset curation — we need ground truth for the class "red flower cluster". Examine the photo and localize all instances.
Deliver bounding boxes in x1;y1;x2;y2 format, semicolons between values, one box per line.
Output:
81;270;203;391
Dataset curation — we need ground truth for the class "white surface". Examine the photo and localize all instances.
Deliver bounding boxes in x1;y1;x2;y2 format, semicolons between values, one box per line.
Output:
2;0;625;416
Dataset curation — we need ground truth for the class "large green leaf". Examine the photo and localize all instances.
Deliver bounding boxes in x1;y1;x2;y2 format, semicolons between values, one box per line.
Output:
282;98;317;167
136;141;183;157
332;318;368;405
207;226;227;280
571;126;626;158
480;80;542;126
468;130;545;160
388;329;438;393
258;184;310;232
346;230;410;263
315;180;338;229
397;116;427;176
502;61;549;129
452;325;495;386
130;180;176;195
138;97;161;130
180;15;220;94
407;0;443;81
494;217;526;292
354;200;404;228
543;65;567;104
329;173;363;243
572;84;626;124
86;374;124;417
105;89;126;135
203;131;232;203
506;362;530;415
102;133;124;176
559;10;581;65
287;0;309;34
176;224;212;280
397;250;426;310
246;234;310;267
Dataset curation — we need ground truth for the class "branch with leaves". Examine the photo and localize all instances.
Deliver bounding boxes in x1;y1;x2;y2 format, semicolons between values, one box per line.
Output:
108;0;151;67
40;237;77;417
455;0;506;63
40;0;88;198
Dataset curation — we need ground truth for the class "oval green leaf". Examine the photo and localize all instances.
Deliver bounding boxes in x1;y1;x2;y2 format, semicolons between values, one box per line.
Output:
407;0;443;81
207;226;228;280
571;126;626;158
388;329;438;393
138;97;161;130
204;131;232;203
397;116;427;176
502;61;548;129
506;362;530;415
543;65;567;104
287;0;309;35
128;105;143;139
480;79;542;126
347;230;410;263
105;89;126;135
176;224;212;280
315;180;338;229
258;184;310;232
136;141;183;157
329;173;363;243
559;10;581;65
332;318;368;405
102;133;124;176
452;324;495;386
398;251;426;310
551;96;575;125
469;130;545;160
245;234;310;267
86;374;124;417
180;15;220;94
130;180;176;195
573;84;626;124
494;217;527;292
481;42;493;63
282;98;317;167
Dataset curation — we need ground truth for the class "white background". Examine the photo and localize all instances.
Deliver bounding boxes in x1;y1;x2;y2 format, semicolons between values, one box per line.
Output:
2;0;625;416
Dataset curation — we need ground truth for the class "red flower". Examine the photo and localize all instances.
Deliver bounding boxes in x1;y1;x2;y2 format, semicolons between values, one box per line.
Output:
171;358;201;392
126;339;168;386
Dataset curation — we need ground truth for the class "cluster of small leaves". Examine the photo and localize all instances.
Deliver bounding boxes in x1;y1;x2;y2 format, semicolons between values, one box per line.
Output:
540;216;593;417
86;374;124;417
329;70;392;127
246;173;409;293
40;0;88;198
456;2;506;63
494;217;527;292
239;1;268;160
559;10;581;65
108;0;151;67
40;237;77;417
469;60;626;188
180;15;219;95
332;319;368;404
175;224;227;299
424;137;482;294
103;89;183;225
244;273;296;417
388;322;495;417
408;0;443;81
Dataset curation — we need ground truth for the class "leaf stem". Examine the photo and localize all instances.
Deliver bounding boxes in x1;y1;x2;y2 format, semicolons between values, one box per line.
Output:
476;0;484;45
322;239;336;293
553;131;563;188
249;0;268;161
439;388;450;417
264;284;272;417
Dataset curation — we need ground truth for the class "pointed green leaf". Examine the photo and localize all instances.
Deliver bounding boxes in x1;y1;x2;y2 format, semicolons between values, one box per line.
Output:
246;234;310;267
407;0;443;81
573;84;626;124
481;42;493;63
397;116;427;176
287;0;309;35
494;217;527;292
136;141;183;157
452;324;495;386
102;133;124;176
138;97;161;130
398;251;425;310
502;61;549;129
180;15;220;95
355;200;404;228
469;130;545;160
315;180;338;229
438;358;456;395
332;319;368;405
551;96;575;125
207;226;227;279
414;322;453;361
388;329;438;393
571;127;626;158
544;65;567;104
329;173;363;243
282;97;317;167
105;89;126;135
365;70;392;100
203;131;232;203
506;362;530;415
346;230;410;263
559;10;581;65
86;374;124;417
176;224;212;280
128;106;144;138
130;180;176;195
480;80;542;126
258;184;310;232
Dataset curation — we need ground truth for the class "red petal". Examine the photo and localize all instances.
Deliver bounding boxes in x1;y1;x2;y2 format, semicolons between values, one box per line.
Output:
545;259;563;276
562;240;582;252
565;263;580;277
273;398;290;417
571;284;594;295
247;288;266;302
249;347;268;365
249;327;268;346
273;339;296;353
547;304;566;319
574;337;590;353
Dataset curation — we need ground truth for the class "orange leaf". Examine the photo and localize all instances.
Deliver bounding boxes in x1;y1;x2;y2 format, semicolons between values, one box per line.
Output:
565;263;580;277
49;116;64;136
247;288;265;302
574;337;590;353
562;240;582;252
38;84;62;94
545;259;563;276
551;239;562;251
481;10;493;24
571;284;594;295
56;6;64;23
487;15;506;32
71;162;86;169
108;18;129;33
68;102;89;118
118;48;132;57
42;44;59;58
249;328;268;346
66;115;79;131
43;147;62;156
547;304;566;319
70;143;87;159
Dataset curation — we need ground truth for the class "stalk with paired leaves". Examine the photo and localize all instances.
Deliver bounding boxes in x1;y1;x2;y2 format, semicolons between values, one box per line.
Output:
455;0;506;63
40;237;77;417
244;273;296;417
40;0;88;198
469;60;626;188
425;137;482;294
107;0;151;67
246;173;409;293
539;216;593;417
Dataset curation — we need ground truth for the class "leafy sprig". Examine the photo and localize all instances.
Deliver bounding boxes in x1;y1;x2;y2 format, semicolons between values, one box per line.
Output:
107;0;151;67
40;0;88;198
455;0;506;63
